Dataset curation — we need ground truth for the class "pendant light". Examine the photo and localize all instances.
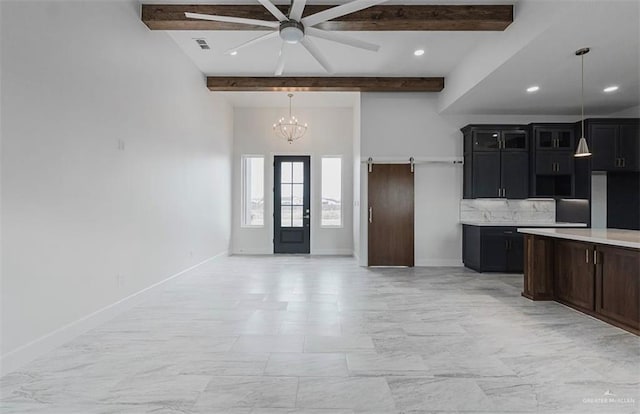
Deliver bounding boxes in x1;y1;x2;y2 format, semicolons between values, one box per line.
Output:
575;47;592;157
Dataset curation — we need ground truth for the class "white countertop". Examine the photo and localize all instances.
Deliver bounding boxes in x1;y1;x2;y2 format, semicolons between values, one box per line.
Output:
460;221;587;227
517;228;640;249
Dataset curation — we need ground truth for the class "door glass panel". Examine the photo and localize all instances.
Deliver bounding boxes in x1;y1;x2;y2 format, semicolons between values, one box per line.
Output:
292;184;303;205
281;184;292;205
557;131;572;148
503;131;527;149
292;162;304;183
292;206;303;227
281;206;292;227
537;130;554;148
281;162;292;183
473;131;500;150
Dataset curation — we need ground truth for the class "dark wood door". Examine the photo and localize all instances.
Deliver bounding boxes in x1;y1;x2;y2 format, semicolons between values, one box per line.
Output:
590;124;617;171
500;151;529;199
595;246;640;330
617;124;640;171
274;156;310;254
554;240;595;311
368;164;414;266
472;152;501;197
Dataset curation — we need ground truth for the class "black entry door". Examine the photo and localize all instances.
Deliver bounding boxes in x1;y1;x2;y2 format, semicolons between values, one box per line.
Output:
274;156;311;253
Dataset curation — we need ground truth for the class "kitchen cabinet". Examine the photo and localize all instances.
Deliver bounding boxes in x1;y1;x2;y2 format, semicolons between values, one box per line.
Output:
462;125;529;199
521;229;640;335
596;245;640;329
462;225;524;273
533;125;574;150
554;239;595;311
588;119;640;172
535;152;574;175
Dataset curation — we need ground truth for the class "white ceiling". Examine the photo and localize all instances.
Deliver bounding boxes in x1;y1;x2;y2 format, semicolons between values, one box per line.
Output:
220;91;359;107
152;0;640;115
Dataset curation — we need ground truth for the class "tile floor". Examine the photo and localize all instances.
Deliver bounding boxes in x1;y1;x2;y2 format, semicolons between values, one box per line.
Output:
1;255;639;413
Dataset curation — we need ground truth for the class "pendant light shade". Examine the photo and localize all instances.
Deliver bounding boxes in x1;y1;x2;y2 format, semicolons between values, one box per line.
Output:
575;47;592;157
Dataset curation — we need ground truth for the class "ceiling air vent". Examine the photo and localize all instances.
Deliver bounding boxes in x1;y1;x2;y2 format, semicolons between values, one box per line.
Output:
195;39;210;50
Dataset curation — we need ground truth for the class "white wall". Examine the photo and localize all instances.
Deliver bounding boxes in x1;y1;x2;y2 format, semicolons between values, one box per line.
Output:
359;93;578;266
1;0;233;365
231;107;354;255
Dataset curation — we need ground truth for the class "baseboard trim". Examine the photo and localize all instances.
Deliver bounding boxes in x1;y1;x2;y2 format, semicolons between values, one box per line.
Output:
0;250;228;376
415;259;464;267
311;249;354;256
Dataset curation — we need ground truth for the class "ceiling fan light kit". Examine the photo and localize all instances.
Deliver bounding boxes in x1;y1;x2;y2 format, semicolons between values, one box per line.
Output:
184;0;388;75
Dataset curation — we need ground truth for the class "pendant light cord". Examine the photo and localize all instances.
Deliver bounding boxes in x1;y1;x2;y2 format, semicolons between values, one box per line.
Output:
581;53;585;138
288;93;293;118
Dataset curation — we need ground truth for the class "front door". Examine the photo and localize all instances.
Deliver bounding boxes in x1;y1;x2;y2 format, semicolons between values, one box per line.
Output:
274;156;311;254
368;164;414;266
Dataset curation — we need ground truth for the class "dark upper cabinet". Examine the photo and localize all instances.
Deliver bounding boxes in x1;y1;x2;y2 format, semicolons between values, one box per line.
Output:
589;119;640;172
534;126;575;150
463;125;529;199
501;152;529;199
535;152;574;175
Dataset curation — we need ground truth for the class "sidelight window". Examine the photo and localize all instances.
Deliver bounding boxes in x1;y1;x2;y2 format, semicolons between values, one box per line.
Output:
321;157;342;227
241;156;264;227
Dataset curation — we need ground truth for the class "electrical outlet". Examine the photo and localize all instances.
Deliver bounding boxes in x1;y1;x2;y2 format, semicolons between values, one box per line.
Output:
117;139;125;151
116;273;125;288
189;251;193;259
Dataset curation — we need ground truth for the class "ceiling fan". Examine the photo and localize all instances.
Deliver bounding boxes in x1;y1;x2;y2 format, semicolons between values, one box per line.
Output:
185;0;389;75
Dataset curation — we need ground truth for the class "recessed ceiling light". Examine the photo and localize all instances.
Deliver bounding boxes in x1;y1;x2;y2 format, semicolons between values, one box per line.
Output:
414;49;425;56
603;85;619;93
230;50;238;56
526;86;540;93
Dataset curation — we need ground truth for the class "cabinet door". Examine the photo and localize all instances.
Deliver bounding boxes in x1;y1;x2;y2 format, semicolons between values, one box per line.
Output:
590;124;617;171
472;152;501;198
596;246;640;330
472;130;501;151
617;124;640;171
556;129;574;150
480;232;507;271
506;233;524;273
523;235;554;299
536;152;574;175
502;130;528;151
554;240;595;311
501;152;529;199
536;129;555;149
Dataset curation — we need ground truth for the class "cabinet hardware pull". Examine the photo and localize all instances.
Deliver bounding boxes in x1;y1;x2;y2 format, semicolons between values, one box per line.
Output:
498;187;501;197
369;207;373;224
622;158;626;167
585;249;589;264
593;250;597;265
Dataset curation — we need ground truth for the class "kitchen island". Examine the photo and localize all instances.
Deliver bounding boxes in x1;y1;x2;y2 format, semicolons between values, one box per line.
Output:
518;228;640;334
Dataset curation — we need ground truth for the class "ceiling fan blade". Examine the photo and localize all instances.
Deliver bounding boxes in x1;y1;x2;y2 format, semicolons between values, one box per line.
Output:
224;31;279;55
289;0;307;21
302;0;389;27
257;0;288;22
184;12;279;28
275;42;288;76
300;37;333;73
306;27;379;52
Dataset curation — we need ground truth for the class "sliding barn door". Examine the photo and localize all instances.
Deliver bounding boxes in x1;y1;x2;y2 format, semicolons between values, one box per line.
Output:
368;164;415;266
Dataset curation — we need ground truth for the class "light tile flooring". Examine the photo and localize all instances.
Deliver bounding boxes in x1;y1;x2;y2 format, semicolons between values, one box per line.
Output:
1;256;639;413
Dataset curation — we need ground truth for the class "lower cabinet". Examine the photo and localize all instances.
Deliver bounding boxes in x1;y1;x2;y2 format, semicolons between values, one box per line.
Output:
462;225;524;273
596;245;640;330
522;235;640;334
554;240;595;312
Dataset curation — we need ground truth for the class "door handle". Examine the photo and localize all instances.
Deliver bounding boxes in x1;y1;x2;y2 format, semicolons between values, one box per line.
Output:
369;207;373;224
593;250;598;265
585;249;589;264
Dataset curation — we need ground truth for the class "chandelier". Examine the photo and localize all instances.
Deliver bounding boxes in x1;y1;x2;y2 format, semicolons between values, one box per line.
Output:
273;93;307;144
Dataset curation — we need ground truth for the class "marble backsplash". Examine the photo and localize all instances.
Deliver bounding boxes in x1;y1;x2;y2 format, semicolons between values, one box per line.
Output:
460;199;556;223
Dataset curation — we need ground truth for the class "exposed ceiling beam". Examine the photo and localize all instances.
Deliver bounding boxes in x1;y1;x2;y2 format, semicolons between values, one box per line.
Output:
206;77;445;92
142;4;513;31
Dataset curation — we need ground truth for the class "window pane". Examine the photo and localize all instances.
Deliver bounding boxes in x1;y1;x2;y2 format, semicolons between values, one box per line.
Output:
292;162;304;183
292;206;303;227
281;184;292;205
292;184;303;206
281;162;292;183
281;206;292;227
321;157;342;226
243;156;264;226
